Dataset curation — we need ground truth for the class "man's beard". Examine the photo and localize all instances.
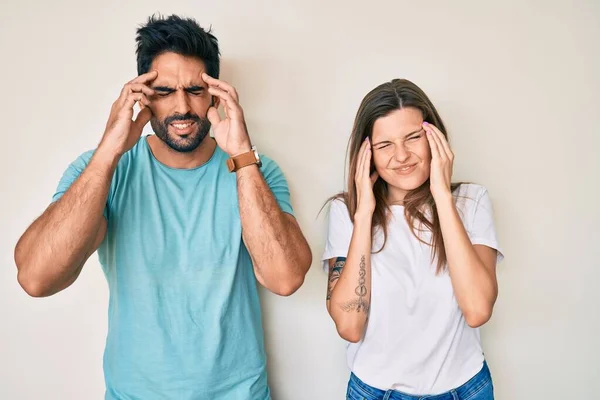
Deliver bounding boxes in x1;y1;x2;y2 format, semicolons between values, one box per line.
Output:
151;112;211;153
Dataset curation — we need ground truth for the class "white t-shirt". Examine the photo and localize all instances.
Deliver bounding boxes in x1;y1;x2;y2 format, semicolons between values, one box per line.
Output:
321;184;503;395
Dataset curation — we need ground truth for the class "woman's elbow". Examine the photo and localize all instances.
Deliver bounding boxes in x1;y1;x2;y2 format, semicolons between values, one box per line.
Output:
464;306;493;328
338;328;362;343
336;323;363;343
462;288;497;328
330;314;365;343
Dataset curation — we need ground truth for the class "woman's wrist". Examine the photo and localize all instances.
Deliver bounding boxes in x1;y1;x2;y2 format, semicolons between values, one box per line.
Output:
354;210;374;231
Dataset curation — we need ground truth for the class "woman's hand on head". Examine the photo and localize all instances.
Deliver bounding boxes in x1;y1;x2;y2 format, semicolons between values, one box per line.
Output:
423;122;454;202
355;137;379;217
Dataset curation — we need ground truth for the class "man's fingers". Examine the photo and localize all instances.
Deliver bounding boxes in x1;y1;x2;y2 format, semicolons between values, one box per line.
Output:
208;86;242;119
122;93;150;113
133;107;153;132
208;86;238;108
206;106;221;127
129;70;158;85
119;72;158;104
202;73;239;102
128;83;155;96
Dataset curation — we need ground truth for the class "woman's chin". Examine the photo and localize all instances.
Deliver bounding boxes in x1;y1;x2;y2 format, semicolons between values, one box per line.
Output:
382;174;428;195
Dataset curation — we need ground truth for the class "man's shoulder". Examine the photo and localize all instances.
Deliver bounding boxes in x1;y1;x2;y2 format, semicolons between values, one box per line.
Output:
66;148;96;168
257;152;285;176
66;136;146;169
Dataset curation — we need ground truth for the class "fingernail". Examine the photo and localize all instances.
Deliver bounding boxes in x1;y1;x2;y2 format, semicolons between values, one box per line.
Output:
423;121;429;125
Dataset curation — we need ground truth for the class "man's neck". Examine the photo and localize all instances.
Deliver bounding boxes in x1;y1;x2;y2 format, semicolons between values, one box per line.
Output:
146;135;217;169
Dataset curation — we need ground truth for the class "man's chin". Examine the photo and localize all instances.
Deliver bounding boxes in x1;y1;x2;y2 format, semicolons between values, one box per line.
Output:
163;132;206;153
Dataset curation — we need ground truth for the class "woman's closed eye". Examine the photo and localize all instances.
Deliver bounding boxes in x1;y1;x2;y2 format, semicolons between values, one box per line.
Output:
406;132;423;141
374;143;392;150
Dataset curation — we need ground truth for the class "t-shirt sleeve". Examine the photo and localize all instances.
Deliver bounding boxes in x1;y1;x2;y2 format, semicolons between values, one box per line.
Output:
259;155;294;216
467;187;504;263
52;149;109;219
321;198;354;272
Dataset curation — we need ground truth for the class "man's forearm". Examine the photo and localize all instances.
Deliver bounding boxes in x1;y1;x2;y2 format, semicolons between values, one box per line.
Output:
15;148;118;296
236;165;310;295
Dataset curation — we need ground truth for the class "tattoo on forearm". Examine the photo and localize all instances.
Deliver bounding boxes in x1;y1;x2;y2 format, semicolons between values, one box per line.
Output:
327;257;346;300
340;255;370;313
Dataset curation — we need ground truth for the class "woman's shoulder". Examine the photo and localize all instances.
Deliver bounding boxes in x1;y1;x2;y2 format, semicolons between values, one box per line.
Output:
325;194;353;223
453;183;490;214
453;182;488;198
327;193;350;209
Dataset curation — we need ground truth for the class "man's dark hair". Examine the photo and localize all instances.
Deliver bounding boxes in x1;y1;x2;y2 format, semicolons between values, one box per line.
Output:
135;14;220;78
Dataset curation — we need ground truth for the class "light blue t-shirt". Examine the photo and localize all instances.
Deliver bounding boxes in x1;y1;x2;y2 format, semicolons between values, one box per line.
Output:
52;135;293;400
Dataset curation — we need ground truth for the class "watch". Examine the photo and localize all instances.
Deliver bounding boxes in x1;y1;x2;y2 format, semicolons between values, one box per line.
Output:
226;145;262;172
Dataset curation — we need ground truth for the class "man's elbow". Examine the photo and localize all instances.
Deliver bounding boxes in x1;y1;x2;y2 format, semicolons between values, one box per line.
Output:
14;245;44;297
272;275;305;297
17;270;50;298
15;252;61;298
301;245;313;273
275;252;312;296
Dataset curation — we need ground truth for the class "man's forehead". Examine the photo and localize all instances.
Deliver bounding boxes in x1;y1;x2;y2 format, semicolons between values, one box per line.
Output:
151;77;206;88
150;52;206;86
151;69;206;88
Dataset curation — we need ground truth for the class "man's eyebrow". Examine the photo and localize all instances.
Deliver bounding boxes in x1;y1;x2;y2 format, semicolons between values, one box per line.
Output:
152;86;174;92
185;85;205;92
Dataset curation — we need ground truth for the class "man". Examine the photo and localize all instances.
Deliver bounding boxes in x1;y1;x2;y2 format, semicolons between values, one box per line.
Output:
14;14;312;399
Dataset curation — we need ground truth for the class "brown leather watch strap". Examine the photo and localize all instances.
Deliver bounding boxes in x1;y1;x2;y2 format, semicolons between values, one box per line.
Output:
226;147;261;172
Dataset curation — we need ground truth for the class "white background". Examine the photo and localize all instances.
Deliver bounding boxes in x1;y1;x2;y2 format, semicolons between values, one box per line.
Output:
1;0;598;398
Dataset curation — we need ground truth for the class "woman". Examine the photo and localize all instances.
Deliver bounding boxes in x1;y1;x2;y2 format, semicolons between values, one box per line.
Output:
322;79;503;400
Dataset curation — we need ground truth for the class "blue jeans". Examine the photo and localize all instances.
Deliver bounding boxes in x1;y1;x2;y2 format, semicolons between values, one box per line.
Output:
347;361;494;400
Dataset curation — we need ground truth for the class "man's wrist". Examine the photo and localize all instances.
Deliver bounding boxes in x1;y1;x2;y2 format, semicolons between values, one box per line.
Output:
94;144;122;169
230;146;252;157
227;136;252;157
227;144;261;173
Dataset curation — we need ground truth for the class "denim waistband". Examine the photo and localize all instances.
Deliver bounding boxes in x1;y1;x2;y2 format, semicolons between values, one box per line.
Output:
349;361;492;400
